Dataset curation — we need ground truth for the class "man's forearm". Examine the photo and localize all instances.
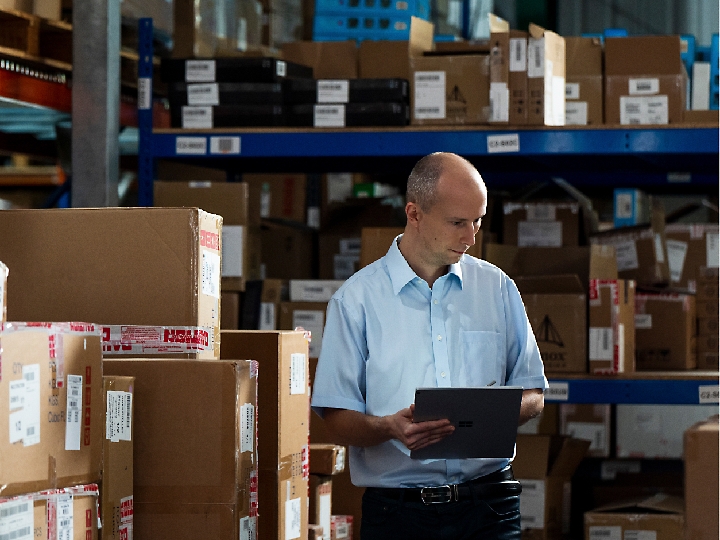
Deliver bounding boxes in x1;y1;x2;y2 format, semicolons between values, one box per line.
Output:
322;408;394;447
518;388;544;425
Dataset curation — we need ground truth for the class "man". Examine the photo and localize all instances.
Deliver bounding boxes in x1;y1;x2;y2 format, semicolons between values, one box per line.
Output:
311;152;548;539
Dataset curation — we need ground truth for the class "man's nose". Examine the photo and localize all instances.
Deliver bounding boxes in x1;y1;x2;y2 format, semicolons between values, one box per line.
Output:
461;223;477;246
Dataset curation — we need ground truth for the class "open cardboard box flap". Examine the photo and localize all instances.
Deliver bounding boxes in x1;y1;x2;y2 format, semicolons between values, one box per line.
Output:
514;435;590;480
590;493;684;515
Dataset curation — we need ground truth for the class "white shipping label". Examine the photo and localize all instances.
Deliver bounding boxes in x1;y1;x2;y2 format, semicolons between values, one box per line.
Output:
634;314;652;329
9;380;24;411
307;207;320;229
653;233;665;263
326;173;354;203
138;77;152;110
600;460;641;481
276;61;286;77
176;136;207;155
527;38;544;78
589;328;613;361
240;403;255;453
260;190;271;218
565;422;607;452
317;80;349;103
65;375;82;450
665;239;688;282
628;78;660;95
624;532;656;540
201;250;221;298
289;353;307;395
518;479;545;529
314;105;345;127
0;497;33;540
22;364;40;447
182;106;213;129
106;390;133;442
545;381;569;401
565;83;580;100
617;324;625;372
620;95;669;125
517;221;562;247
565;101;588;125
221;226;245;278
57;495;73;540
490;82;509;122
187;83;220;105
319;493;331;540
707;232;719;267
550;74;566;126
189;181;212;188
259;303;276;330
509;38;527;72
335;522;349;538
210;136;240;155
487;133;520;153
292;311;324;358
698;385;719;404
589;527;621;540
285;497;301;540
526;204;556;221
414;71;446;119
240;516;257;540
185;60;216;82
614;240;640;271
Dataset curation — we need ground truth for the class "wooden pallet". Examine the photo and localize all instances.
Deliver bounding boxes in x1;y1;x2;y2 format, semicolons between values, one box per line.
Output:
0;8;72;71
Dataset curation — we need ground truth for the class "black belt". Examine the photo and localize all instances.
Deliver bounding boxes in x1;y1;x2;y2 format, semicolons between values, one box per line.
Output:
367;465;521;505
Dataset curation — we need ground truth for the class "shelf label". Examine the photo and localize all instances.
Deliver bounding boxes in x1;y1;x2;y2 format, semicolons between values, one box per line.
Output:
187;83;219;106
698;385;719;404
487;133;520;153
314;105;345;128
317;80;349;103
176;137;207;155
545;381;569;401
182;106;213;129
138;77;152;110
185;60;216;82
414;71;445;119
210;136;241;155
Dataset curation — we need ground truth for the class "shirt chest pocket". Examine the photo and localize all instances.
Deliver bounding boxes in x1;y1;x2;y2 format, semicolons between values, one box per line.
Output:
460;330;504;386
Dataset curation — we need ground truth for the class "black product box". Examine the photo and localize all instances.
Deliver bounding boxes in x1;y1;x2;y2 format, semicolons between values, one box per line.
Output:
171;104;287;128
160;57;313;83
284;78;409;104
168;82;285;107
288;102;409;127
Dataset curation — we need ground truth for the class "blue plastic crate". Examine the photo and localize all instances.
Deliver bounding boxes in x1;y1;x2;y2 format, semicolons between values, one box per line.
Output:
314;0;430;20
696;46;711;62
680;34;696;75
313;14;414;41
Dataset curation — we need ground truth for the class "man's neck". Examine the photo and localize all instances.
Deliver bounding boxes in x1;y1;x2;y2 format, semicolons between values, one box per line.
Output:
398;234;447;288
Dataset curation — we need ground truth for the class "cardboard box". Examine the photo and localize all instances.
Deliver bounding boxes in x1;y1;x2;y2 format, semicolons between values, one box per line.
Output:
684;416;719;540
605;36;687;125
154;181;252;291
565;37;603;125
410;53;491;125
282;41;358;79
221;291;240;330
664;223;719;291
309;524;324;540
310;475;332;540
310;444;346;476
584;494;684;540
102;359;259;540
319;233;361;280
260;221;315;280
517;403;558;436
616;404;718;459
290;280;344;303
34;0;61;20
330;515;353;540
588;279;635;374
219;331;309;540
0;323;103;497
559;404;611;458
259;279;288;330
635;293;696;370
513;434;590;539
0;208;223;359
697;317;719;336
527;23;566;126
613;188;650;228
279;302;328;358
0;260;6;326
0;0;32;13
102;376;134;540
487;15;510;124
244;173;307;225
503;202;580;247
509;30;529;125
514;275;587;373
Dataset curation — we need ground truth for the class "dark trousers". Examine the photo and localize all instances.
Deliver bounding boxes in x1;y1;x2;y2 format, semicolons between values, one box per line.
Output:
360;470;521;540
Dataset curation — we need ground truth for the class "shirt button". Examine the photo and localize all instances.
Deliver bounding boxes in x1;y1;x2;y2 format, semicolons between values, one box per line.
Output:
441;372;446;378
433;300;438;305
437;335;442;341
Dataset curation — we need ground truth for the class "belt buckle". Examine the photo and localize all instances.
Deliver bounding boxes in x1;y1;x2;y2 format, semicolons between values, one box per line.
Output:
420;485;457;505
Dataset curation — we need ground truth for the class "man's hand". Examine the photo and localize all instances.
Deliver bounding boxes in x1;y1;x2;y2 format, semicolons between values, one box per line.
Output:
387;404;455;451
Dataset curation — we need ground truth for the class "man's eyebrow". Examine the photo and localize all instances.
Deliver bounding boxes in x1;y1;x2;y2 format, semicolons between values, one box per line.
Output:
448;215;484;221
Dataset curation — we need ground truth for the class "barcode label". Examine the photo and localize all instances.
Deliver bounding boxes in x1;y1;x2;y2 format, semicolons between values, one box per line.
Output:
314;105;345;127
509;38;527;72
620;95;668;125
185;60;216;82
289;353;306;395
487;133;520;153
565;101;588;125
65;374;82;450
317;80;349;103
210;136;240;155
56;495;73;540
276;61;286;77
21;365;40;446
634;314;652;329
182;106;213;129
106;391;133;442
240;516;256;540
259;303;276;330
613;240;640;271
414;71;445;119
589;328;614;361
628;78;659;95
565;82;580;99
8;380;24;411
285;497;301;539
138;77;152;110
490;82;509;122
589;527;621;540
187;83;219;106
527;38;544;78
624;531;656;540
0;498;33;540
201;250;221;298
241;403;255;453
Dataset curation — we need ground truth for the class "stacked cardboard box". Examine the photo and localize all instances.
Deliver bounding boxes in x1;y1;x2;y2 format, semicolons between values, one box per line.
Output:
695;267;719;369
635;293;696;370
309;444;346;540
565;37;603;125
684;416;719;540
584;494;685;540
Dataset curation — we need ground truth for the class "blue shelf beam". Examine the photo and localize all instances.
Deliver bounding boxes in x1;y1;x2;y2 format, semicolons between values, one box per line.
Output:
545;378;719;405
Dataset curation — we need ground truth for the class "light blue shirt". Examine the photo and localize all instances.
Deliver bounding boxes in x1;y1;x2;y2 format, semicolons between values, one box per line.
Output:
311;236;548;488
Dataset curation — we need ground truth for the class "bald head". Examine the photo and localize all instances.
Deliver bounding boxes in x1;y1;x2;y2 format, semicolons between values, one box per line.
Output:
406;152;485;212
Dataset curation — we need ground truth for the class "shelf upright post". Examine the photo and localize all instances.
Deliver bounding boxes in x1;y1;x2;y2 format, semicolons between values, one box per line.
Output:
138;18;155;207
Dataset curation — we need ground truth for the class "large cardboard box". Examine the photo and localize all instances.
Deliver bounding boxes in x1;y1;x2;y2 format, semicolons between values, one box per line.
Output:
260;221;315;280
513;434;590;539
221;291;241;330
565;37;603;125
634;293;696;370
309;475;332;540
102;376;134;540
282;41;358;79
220;331;310;540
0;208;223;359
588;279;635;374
102;359;258;540
279;302;328;358
584;494;684;540
243;173;307;226
154;181;254;291
559;404;611;458
527;23;565;126
503;202;580;247
664;223;719;291
310;444;346;476
0;323;103;497
684;416;719;540
605;36;687;125
514;275;587;373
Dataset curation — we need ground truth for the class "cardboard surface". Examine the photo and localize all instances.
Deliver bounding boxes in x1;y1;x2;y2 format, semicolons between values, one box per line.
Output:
635;293;696;370
260;221;315;280
244;173;307;225
527;24;566;126
25;486;100;540
221;291;241;330
282;41;358;79
588;279;635;374
0;325;103;497
309;475;332;540
684;416;719;540
564;37;603;125
509;30;529;125
503;202;580;247
559;404;611;458
584;494;685;540
278;302;328;358
664;223;719;291
0;208;223;359
310;444;346;476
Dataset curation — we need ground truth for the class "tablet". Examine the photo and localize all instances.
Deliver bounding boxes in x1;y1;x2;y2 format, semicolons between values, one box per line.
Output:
410;386;523;460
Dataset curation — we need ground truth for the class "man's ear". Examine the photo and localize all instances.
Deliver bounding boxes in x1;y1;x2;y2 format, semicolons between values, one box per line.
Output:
406;201;421;228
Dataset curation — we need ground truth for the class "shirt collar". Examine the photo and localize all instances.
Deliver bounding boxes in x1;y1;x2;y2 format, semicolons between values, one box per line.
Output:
385;234;464;295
